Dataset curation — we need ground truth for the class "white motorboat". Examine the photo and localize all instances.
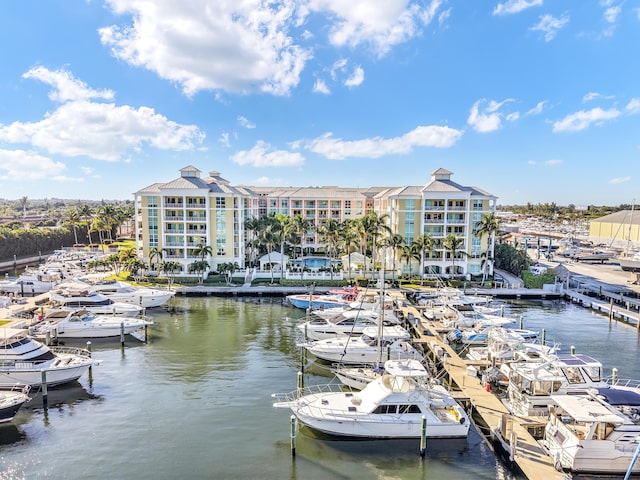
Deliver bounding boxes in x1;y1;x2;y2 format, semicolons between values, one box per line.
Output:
447;325;538;346
501;351;640;417
296;309;398;341
540;393;640;475
30;309;153;339
286;293;354;310
272;367;470;439
84;280;175;308
49;283;144;315
618;251;640;272
301;325;423;365
333;358;430;391
465;327;559;367
0;328;99;387
0;270;61;295
0;386;30;423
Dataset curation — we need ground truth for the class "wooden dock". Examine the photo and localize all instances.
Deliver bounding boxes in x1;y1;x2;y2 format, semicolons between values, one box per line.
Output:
398;305;566;480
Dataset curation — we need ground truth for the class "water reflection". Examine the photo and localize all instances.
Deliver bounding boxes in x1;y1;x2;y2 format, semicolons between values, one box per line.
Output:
0;424;26;446
21;381;103;414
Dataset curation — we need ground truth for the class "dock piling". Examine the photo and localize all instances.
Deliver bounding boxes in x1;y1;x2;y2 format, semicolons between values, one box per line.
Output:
40;369;48;410
420;416;427;457
290;415;297;457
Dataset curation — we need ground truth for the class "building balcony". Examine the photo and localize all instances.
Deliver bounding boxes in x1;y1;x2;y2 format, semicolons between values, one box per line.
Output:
163;229;185;235
424;206;445;211
164;203;184;208
164;242;186;247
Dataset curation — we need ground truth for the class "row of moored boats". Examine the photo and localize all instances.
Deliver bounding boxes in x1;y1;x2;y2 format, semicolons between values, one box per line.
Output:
0;249;175;424
274;285;640;476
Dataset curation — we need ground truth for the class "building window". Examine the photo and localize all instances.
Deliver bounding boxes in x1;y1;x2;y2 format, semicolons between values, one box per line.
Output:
216;210;226;256
216;197;225;209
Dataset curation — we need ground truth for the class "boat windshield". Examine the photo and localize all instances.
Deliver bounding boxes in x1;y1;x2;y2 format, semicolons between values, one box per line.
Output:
562;367;586;384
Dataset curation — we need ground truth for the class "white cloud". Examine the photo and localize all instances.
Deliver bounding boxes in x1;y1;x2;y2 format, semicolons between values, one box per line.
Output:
219;132;231;148
506;112;520;121
530;13;569;42
626;98;640;114
467;99;515;133
238;116;256;129
604;5;621;23
583;92;609;102
525;101;546;116
23;67;114;103
493;0;543;16
552;107;620;132
308;0;443;57
609;176;631;184
344;66;364;87
100;0;312;96
230;141;305;167
438;8;451;26
313;78;330;94
80;166;94;175
0;67;204;161
254;176;274;185
528;158;562;166
0;149;67;180
305;125;462;160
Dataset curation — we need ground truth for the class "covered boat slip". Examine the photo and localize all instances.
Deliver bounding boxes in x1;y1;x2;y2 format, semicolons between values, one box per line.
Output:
399;304;566;480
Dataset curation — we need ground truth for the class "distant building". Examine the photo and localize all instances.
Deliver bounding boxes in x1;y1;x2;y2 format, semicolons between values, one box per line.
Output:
589;210;640;250
134;166;497;277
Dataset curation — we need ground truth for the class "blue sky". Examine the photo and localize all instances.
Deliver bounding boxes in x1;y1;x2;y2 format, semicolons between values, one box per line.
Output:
0;0;638;206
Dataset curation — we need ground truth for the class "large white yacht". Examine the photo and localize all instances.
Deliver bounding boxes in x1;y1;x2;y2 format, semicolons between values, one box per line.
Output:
0;328;99;387
30;308;153;339
273;363;469;439
49;283;143;315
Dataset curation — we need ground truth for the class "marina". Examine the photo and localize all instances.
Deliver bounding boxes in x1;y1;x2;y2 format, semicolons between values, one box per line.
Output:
1;293;640;478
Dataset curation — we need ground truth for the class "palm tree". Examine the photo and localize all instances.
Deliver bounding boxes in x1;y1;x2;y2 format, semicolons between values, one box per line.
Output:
399;243;421;281
382;233;404;282
63;207;81;245
126;258;148;283
318;218;341;279
256;223;279;284
90;217;107;250
244;217;262;267
339;220;360;279
158;260;182;289
414;233;437;280
272;213;293;280
192;242;212;283
193;241;213;262
77;204;93;244
148;246;163;272
474;212;500;284
443;233;466;276
290;214;314;260
361;212;391;268
97;204;118;242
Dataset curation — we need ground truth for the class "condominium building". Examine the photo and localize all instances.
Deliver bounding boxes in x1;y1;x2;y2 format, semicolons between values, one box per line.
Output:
374;168;497;276
134;166;497;276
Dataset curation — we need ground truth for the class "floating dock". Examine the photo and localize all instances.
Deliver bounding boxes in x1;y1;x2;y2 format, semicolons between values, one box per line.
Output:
398;304;566;480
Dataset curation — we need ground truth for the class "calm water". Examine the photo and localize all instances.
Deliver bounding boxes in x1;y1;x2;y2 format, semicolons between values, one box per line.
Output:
1;296;638;479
